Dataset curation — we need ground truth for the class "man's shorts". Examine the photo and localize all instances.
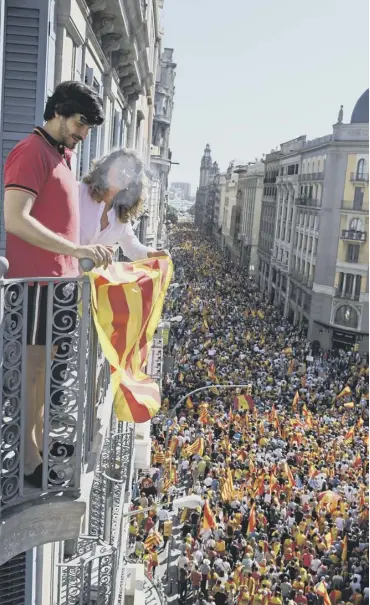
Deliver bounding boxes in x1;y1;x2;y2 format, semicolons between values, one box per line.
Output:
26;282;78;346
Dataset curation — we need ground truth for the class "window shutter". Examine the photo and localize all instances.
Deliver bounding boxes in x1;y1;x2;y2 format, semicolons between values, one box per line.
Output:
0;0;50;252
0;551;27;605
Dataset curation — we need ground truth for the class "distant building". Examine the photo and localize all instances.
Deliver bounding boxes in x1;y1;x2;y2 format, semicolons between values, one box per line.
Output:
171;181;191;200
257;90;369;353
237;161;265;275
195;144;219;235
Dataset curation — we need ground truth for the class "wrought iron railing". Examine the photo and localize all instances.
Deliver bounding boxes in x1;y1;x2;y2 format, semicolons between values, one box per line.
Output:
341;229;367;242
0;265;94;514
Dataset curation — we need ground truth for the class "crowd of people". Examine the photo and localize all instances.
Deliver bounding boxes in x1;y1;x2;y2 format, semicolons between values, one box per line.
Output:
130;228;369;605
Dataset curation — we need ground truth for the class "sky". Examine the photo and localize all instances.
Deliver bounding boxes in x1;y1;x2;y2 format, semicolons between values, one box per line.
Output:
162;0;369;193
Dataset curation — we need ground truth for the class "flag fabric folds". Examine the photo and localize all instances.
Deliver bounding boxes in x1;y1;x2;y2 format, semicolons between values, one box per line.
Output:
184;437;204;457
336;385;351;399
315;582;331;605
342;535;348;561
247;503;256;534
88;257;173;422
202;499;217;530
221;469;235;502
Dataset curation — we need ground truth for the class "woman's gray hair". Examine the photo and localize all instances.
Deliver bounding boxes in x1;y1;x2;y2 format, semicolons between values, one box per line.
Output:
82;148;147;223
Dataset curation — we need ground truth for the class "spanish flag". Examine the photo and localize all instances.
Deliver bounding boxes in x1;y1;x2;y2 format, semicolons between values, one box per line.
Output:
247;503;256;534
317;491;341;513
88;257;173;422
315;582;331;605
341;535;348;561
202;499;217;530
336;385;351;399
234;394;254;412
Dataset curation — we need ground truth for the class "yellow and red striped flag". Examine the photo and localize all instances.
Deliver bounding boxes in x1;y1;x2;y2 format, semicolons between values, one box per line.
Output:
221;469;235;502
169;436;178;456
185;437;204;457
283;462;296;488
247;503;256;534
341;535;348;561
144;531;163;551
202;499;217;530
344;426;355;444
315;582;331;605
199;404;209;425
353;454;362;468
317;491;341;513
336;385;351;399
88;257;173;422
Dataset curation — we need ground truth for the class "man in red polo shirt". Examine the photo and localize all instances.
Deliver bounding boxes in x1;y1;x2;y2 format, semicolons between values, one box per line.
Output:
3;81;113;487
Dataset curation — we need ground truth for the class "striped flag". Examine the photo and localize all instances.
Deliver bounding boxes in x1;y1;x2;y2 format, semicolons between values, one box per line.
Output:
199;404;209;424
144;531;162;551
88;257;173;422
292;391;299;412
221;469;235;502
184;437;204;457
283;462;296;488
344;426;355;444
317;491;341;513
247;503;256;534
202;499;217;530
169;437;178;455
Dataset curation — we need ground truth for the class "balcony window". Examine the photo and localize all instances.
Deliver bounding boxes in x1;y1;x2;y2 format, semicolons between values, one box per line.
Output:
356;159;365;179
334;305;358;329
349;217;364;231
353;187;364;209
346;244;360;263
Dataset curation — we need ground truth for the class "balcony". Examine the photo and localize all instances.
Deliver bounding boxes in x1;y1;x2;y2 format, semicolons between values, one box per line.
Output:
295;197;321;208
350;172;369;183
341;200;367;212
335;288;360;301
298;172;325;182
341;230;367;242
0;254;144;575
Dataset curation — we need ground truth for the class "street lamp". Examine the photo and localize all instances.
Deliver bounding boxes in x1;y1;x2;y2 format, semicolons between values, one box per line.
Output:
164;383;255;448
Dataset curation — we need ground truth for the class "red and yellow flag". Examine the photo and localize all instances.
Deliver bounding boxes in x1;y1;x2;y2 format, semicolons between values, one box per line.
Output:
88;257;173;422
186;397;194;409
283;462;296;488
185;437;204;457
144;531;163;551
221;469;235;502
202;499;217;530
199;404;209;424
336;385;351;399
315;582;331;605
247;503;256;534
344;426;355;444
317;491;341;513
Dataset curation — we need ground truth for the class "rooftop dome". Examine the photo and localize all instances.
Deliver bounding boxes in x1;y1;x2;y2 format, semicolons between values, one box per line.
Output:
350;89;369;123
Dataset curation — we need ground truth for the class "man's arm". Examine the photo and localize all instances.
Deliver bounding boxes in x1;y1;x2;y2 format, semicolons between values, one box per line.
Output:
4;189;113;268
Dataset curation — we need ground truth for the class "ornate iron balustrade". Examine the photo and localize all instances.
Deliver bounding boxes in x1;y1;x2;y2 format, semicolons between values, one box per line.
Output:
350;172;369;182
57;536;116;605
341;230;367;242
0;268;94;515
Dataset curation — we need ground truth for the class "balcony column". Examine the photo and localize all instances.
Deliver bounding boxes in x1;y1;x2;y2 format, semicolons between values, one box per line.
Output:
342;273;347;297
352;275;357;299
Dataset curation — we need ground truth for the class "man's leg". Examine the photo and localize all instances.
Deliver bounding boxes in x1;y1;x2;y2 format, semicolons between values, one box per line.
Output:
24;345;45;475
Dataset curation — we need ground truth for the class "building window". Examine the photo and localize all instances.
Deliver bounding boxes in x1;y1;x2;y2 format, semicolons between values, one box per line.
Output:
346;244;360;263
349;217;363;231
354;187;364;210
356;158;365;179
334;305;358;329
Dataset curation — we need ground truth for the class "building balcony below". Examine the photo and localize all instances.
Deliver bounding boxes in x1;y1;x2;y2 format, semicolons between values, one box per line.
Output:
350;172;369;183
341;200;368;213
334;288;361;301
341;229;367;242
295;197;321;208
0;252;158;568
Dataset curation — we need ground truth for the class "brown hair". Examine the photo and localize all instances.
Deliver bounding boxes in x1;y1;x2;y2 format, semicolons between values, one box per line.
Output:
83;148;146;223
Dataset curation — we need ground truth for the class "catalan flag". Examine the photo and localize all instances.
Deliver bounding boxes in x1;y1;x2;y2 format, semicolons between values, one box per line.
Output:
315;582;331;605
343;401;355;409
257;310;264;319
202;499;217;530
247;503;256;534
344;426;355;444
144;531;163;551
199;404;209;424
185;437;204;457
221;469;235;502
169;436;178;456
336;385;351;399
283;462;296;488
292;391;299;412
88;257;173;422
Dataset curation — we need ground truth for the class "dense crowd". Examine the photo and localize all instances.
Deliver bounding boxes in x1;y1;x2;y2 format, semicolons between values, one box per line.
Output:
130;228;369;605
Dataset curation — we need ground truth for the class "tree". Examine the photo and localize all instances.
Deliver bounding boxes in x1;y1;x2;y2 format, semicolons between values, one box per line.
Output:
166;209;178;224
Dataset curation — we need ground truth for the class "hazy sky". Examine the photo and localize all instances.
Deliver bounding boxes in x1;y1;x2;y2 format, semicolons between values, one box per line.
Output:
162;0;369;193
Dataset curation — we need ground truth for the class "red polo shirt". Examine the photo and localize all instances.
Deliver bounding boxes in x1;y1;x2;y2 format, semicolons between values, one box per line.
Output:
4;127;79;278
